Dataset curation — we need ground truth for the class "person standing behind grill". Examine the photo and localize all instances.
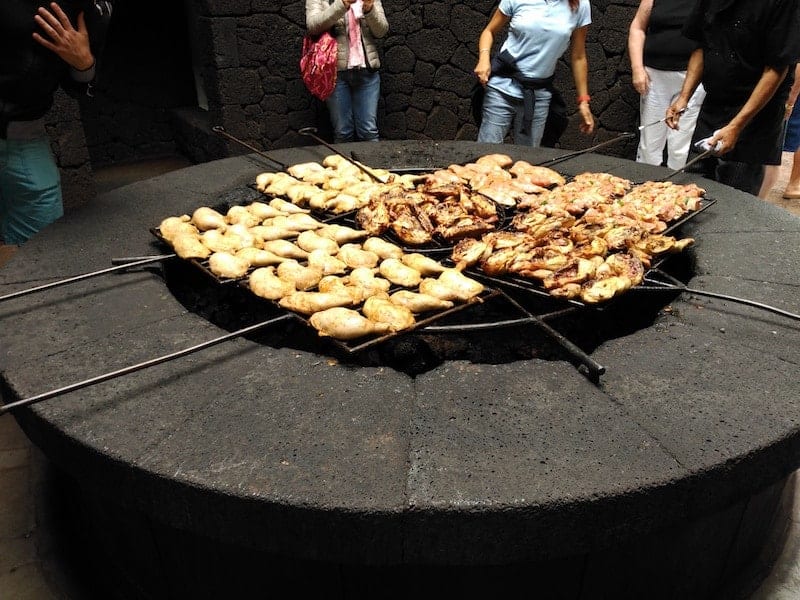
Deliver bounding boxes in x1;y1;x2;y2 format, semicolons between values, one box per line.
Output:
473;0;595;147
665;0;800;195
306;0;388;143
0;1;112;251
628;0;706;170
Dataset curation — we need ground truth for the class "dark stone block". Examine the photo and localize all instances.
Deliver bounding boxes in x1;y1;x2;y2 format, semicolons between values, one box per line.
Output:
423;2;450;28
203;0;251;16
424;105;458;139
218;68;264;105
210;18;239;68
433;64;474;97
414;61;436;88
384;45;416;74
451;4;489;43
408;29;458;63
261;94;290;114
384;93;411;113
410;88;435;112
263;112;291;140
389;7;423;35
406;107;427;132
382;112;407;138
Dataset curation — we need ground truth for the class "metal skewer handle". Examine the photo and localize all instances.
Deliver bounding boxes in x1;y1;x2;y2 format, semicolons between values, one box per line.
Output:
211;125;287;170
0;314;294;415
0;254;174;304
536;132;636;168
297;127;388;183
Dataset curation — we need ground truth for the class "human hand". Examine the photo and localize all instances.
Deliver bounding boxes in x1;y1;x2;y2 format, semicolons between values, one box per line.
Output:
665;100;688;130
632;67;649;96
578;103;594;135
362;0;374;13
705;125;738;156
32;3;94;71
341;0;354;7
474;58;491;86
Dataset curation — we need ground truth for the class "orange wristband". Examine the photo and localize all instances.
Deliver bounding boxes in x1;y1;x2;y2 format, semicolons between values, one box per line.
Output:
576;94;591;103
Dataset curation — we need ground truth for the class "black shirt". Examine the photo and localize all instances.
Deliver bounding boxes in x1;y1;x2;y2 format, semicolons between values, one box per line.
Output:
644;0;700;71
683;0;800;164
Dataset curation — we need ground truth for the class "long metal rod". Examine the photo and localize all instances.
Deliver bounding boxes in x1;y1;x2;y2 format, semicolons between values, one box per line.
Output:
0;255;174;304
0;314;294;415
211;125;287;170
297;127;388;183
644;271;800;322
535;132;636;168
658;147;714;182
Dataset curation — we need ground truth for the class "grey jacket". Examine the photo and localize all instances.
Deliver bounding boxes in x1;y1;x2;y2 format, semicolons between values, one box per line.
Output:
306;0;388;71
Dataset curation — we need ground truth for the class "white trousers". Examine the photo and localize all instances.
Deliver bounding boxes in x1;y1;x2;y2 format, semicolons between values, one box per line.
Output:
636;67;706;170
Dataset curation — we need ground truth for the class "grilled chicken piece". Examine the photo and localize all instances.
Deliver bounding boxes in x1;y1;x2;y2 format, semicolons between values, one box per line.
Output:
201;229;248;253
276;260;324;291
604;226;644;251
316;224;369;244
337;244;380;269
296;230;340;254
317;276;369;304
191;207;227;231
508;161;566;187
262;240;309;260
379;258;422;287
249;224;296;242
307;249;348;275
348;267;392;296
282;212;322;231
226;223;258;248
475;153;514;168
451;238;492;269
542;258;598;290
171;233;211;260
389;290;454;313
400;253;447;276
362;296;416;332
580;275;632;304
309;307;392;340
159;215;197;242
391;205;433;245
287;161;327;179
362;236;404;259
226;205;260;227
436;216;495;242
598;252;645;286
270;198;309;214
424;268;484;301
248;266;295;300
236;247;285;267
247;201;285;220
481;247;519;276
279;291;354;315
208;251;250;279
356;197;391;235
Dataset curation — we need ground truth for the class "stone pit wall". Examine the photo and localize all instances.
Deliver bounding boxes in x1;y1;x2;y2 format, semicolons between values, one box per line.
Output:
48;0;640;207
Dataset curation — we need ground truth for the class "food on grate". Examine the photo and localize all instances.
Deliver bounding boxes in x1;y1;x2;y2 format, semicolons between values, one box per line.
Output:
309;307;392;340
362;296;416;331
159;215;197;242
337;244;380;269
191;207;227;231
201;229;249;253
295;230;340;254
348;267;392;296
400;253;447;276
236;247;285;268
247;201;285;220
226;205;260;227
316;224;369;244
208;251;250;279
249;266;295;300
262;239;309;260
278;291;354;315
362;236;403;259
379;258;423;288
276;259;324;291
307;249;348;275
171;233;210;260
419;269;484;302
389;290;454;313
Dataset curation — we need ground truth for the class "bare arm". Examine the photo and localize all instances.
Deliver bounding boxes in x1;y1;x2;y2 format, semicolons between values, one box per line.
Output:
570;25;594;135
628;0;653;96
708;65;788;154
473;9;510;86
666;47;704;129
786;63;800;117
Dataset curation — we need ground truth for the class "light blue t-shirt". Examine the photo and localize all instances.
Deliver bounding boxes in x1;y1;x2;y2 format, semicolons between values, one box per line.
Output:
489;0;592;99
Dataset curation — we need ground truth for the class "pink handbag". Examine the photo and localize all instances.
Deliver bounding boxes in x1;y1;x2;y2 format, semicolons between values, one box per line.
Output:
300;31;338;101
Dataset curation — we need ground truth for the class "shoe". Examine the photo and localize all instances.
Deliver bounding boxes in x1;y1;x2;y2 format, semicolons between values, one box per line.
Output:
783;191;800;200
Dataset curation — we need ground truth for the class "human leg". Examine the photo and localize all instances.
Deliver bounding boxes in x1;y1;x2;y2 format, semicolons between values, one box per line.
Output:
0;137;63;245
758;164;780;199
636;67;671;166
351;70;381;142
513;88;551;147
667;79;706;170
783;102;800;198
326;72;355;143
477;87;518;144
785;149;800;198
714;159;764;196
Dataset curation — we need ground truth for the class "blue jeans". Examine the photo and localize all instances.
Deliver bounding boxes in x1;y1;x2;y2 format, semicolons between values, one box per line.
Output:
477;86;551;147
327;68;381;143
0;136;63;245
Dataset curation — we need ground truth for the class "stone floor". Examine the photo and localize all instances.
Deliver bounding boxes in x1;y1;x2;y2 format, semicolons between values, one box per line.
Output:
1;151;799;599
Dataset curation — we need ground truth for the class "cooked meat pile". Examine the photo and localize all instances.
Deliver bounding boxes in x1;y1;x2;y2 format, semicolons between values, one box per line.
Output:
157;198;485;340
452;174;704;303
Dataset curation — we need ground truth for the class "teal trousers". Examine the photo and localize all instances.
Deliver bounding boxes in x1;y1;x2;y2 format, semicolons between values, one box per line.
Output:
0;136;63;245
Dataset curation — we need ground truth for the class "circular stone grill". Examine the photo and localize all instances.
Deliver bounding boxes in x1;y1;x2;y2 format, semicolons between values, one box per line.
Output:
1;141;799;598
